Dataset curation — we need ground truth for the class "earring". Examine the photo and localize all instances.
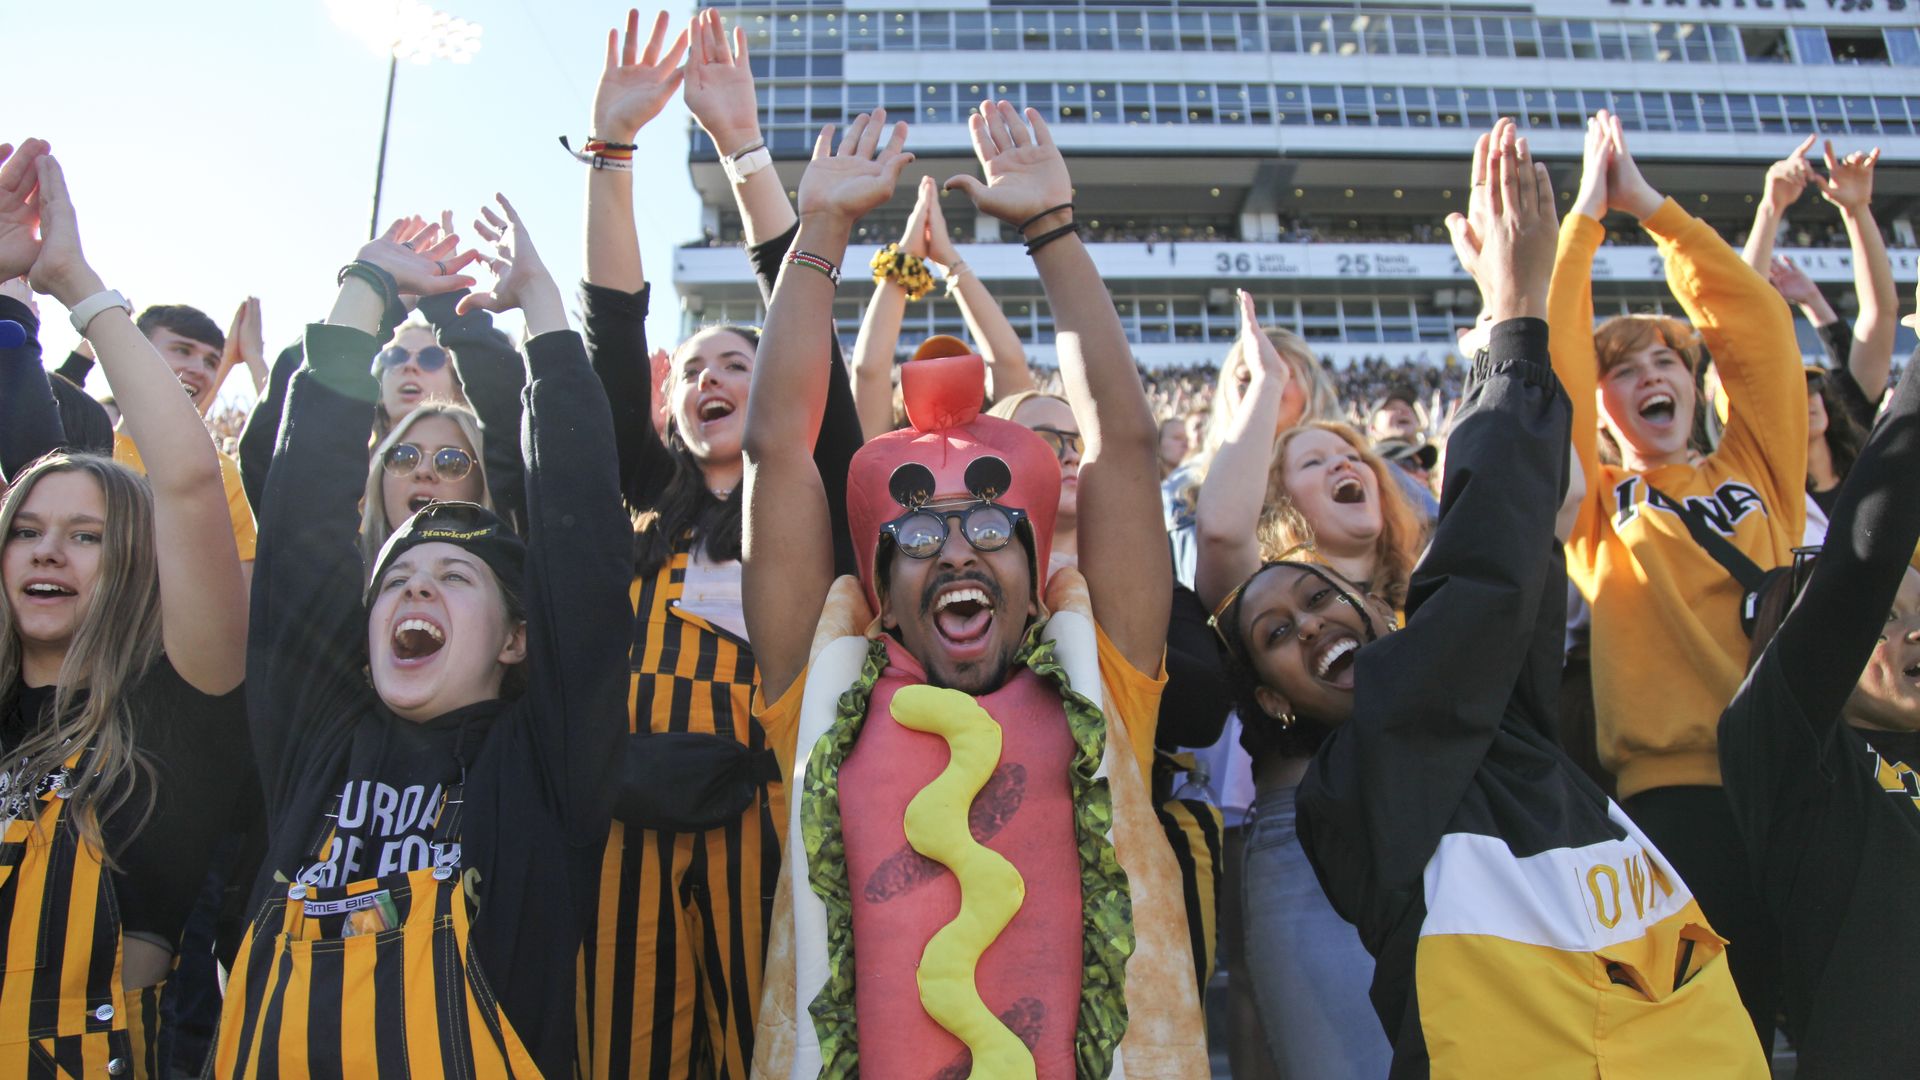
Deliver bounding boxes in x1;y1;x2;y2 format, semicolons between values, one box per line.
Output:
1274;711;1296;730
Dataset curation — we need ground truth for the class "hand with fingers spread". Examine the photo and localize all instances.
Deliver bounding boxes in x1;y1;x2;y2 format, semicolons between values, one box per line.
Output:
1762;134;1816;211
1445;118;1559;323
1570;112;1612;223
0;139;51;282
944;101;1073;235
357;215;478;300
1812;140;1880;214
1767;255;1824;309
594;8;688;143
461;194;567;336
683;7;761;157
798;110;913;228
1598;112;1663;221
922;177;962;268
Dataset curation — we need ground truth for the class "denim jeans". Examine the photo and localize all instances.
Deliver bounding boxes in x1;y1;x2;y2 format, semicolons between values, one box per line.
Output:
1241;782;1393;1079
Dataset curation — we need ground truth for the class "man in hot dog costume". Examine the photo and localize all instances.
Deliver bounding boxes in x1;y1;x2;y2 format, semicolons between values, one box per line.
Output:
738;103;1209;1079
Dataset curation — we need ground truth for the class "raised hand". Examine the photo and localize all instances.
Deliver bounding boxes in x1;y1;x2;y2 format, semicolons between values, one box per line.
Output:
1813;140;1879;213
1570;112;1612;222
26;156;106;308
0;139;50;282
1767;255;1823;308
1763;134;1816;210
1444;118;1558;322
898;177;934;258
683;7;759;156
798;110;913;227
357;216;478;299
460;194;566;334
594;9;688;143
1600;112;1663;221
1236;288;1291;389
922;177;962;267
944;101;1072;234
222;296;264;369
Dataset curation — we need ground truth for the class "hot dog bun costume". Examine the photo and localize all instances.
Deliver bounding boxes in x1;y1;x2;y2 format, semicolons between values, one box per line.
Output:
752;346;1208;1079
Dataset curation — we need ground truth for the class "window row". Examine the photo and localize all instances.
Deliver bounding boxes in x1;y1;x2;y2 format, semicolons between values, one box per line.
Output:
697;80;1920;156
721;7;1920;70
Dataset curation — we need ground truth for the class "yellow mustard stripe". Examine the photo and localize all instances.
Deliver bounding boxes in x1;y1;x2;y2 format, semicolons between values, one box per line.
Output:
888;685;1036;1080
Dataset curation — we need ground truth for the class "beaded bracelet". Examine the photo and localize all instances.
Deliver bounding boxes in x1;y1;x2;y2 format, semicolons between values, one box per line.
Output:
786;249;842;286
869;244;935;302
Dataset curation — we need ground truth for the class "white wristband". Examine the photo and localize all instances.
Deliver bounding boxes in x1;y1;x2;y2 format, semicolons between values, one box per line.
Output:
68;289;133;337
723;145;773;186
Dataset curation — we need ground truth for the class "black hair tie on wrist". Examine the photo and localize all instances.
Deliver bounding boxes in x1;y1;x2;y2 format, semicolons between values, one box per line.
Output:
1024;222;1081;256
336;260;410;339
1018;203;1075;235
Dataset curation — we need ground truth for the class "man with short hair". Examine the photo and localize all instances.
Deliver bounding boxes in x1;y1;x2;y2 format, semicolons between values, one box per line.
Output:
742;105;1207;1077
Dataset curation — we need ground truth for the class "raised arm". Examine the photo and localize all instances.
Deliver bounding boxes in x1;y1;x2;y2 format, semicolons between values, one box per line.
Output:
1545;115;1607;545
743;112;911;702
924;179;1034;404
22;152;245;694
689;13;868;575
464;195;632;834
1194;290;1290;609
1812;142;1896;405
947;102;1168;671
1767;254;1841;337
1323;125;1570;883
579;8;687;512
1740;135;1814;276
847;188;929;438
249;223;477;783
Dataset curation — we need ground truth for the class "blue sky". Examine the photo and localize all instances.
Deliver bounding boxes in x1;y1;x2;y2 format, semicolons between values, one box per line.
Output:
12;0;702;405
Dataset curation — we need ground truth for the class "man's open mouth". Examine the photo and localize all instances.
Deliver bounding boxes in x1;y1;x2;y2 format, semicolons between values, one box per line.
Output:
391;617;446;662
931;584;998;652
1639;393;1676;424
1332;476;1367;505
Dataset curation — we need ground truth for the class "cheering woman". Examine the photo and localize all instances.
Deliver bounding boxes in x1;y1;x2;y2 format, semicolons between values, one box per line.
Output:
0;144;248;1078
209;198;630;1077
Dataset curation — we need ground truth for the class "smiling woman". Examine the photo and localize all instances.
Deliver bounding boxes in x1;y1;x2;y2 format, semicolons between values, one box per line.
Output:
357;401;492;571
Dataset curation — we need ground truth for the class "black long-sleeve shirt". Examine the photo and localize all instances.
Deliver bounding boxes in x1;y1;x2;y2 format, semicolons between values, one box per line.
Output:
1298;321;1756;1077
581;223;865;574
246;322;631;1077
1718;352;1920;1079
0;296;66;482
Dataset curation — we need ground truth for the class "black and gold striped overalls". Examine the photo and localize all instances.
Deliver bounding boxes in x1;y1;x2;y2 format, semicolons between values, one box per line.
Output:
211;772;540;1078
582;548;777;1080
0;747;164;1079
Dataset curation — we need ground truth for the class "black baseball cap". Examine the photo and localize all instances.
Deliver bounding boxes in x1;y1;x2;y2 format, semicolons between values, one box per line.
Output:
365;501;525;606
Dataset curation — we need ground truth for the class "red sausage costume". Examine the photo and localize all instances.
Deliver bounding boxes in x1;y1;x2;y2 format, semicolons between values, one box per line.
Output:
751;347;1208;1079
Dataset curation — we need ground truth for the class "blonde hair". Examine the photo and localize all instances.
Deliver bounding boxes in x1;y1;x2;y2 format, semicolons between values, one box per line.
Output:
986;389;1069;423
0;454;164;862
1258;422;1422;612
1203;327;1340;461
360;403;493;572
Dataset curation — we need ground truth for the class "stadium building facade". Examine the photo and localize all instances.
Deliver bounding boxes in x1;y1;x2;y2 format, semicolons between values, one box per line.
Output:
673;0;1920;369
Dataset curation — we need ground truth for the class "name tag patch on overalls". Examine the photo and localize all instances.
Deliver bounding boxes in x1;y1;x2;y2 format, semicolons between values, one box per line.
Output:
302;888;400;936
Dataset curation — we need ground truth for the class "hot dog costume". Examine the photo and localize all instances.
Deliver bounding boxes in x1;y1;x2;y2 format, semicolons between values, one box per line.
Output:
751;350;1208;1079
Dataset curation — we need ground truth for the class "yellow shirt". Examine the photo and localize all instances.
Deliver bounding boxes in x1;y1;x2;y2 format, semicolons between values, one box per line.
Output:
112;430;258;561
1547;200;1805;799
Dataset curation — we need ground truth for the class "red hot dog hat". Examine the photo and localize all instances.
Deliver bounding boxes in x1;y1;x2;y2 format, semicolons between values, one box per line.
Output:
845;336;1061;615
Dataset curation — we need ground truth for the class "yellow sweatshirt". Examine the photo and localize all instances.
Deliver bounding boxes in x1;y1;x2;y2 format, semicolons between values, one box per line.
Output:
1548;199;1806;799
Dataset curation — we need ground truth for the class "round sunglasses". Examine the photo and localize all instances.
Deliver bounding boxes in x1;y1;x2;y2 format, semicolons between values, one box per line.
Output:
882;499;1027;560
382;442;475;482
376;344;450;373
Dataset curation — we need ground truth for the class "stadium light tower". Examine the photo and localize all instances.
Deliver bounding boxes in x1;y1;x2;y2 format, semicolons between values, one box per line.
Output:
330;0;483;239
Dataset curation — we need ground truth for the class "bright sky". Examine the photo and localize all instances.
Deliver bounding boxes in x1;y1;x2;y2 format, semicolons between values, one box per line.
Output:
11;0;702;410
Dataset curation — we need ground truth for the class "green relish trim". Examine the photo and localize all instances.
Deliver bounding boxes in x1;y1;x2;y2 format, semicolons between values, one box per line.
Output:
799;623;1135;1078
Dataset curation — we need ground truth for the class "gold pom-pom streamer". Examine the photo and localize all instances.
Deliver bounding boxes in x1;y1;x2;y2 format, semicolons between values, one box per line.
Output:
870;243;936;302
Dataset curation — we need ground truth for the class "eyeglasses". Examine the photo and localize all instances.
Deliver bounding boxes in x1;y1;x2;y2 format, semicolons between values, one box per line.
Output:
1030;426;1083;462
376;344;450;373
382;442;475;482
881;498;1027;560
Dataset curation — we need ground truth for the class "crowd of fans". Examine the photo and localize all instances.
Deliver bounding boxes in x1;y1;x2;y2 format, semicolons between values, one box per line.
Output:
2;8;1917;1080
